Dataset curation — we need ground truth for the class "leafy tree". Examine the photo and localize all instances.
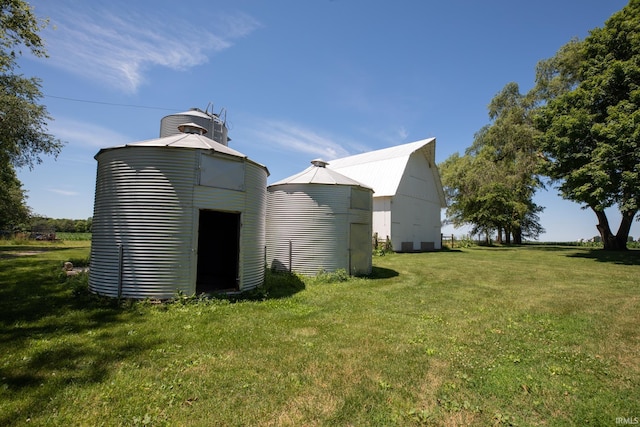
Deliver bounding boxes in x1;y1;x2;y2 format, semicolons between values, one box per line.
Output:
0;0;63;228
533;0;640;250
440;83;544;244
0;161;29;230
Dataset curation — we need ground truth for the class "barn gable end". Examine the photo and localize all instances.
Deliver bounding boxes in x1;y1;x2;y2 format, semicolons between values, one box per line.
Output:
327;138;445;252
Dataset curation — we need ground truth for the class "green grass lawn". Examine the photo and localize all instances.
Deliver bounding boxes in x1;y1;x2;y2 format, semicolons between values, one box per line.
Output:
1;243;638;426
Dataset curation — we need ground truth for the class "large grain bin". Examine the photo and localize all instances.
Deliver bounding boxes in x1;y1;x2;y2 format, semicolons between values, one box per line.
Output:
89;123;268;299
266;159;373;276
160;107;229;146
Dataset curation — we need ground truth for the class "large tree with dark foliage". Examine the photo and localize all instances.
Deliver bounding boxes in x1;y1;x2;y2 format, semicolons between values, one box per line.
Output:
533;0;640;250
0;0;63;230
440;83;544;244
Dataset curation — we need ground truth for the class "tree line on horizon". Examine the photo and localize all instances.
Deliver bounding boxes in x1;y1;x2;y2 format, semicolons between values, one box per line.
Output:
439;0;640;250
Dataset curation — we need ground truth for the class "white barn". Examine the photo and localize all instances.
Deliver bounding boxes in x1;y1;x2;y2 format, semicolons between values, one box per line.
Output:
327;138;446;252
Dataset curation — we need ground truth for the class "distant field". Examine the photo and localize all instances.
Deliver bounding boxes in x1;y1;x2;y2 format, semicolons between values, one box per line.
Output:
0;243;638;425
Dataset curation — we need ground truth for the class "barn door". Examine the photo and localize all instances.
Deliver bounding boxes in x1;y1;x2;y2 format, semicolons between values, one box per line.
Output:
196;210;240;293
349;223;370;276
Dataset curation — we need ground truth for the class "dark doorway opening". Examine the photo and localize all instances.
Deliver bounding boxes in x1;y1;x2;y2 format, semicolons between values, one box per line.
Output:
196;210;240;293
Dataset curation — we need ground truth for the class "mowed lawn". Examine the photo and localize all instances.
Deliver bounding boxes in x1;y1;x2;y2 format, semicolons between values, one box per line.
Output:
0;242;638;426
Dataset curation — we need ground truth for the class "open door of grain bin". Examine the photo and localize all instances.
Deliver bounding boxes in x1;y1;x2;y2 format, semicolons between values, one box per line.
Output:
197;210;240;293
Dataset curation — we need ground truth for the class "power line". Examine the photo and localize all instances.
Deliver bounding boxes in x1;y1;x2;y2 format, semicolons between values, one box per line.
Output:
44;94;179;111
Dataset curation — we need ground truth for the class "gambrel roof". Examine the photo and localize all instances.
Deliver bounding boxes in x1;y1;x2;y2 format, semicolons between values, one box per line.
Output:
327;138;446;207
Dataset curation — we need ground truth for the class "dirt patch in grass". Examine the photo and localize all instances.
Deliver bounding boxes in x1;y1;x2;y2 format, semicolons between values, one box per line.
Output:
0;251;46;259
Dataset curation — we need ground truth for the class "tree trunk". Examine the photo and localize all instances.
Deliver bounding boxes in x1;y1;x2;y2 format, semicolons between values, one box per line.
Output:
592;208;635;250
615;210;637;249
512;227;522;245
496;228;503;244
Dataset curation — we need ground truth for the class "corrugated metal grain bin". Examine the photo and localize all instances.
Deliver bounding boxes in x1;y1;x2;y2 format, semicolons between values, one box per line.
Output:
266;159;373;276
160;108;229;146
89;124;268;299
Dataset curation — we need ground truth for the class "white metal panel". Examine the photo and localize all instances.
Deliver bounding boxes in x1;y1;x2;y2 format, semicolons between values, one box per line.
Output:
351;187;372;210
350;223;372;275
200;154;245;190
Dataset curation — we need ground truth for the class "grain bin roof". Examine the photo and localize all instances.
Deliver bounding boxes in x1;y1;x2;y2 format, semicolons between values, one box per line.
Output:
95;133;268;173
269;159;372;189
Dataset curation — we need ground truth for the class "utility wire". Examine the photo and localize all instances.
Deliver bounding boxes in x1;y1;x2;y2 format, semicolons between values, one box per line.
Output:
44;94;179;111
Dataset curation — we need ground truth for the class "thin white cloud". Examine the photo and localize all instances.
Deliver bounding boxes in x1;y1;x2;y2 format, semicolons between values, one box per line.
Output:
397;126;409;140
49;118;131;149
49;188;79;197
246;119;353;160
39;5;260;93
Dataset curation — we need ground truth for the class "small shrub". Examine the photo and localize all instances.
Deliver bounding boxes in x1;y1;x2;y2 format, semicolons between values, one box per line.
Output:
373;234;393;256
66;271;89;297
314;268;350;283
456;235;475;248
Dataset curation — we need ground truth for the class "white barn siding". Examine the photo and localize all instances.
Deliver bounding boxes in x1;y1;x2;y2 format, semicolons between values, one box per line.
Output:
394;153;442;250
373;197;392;242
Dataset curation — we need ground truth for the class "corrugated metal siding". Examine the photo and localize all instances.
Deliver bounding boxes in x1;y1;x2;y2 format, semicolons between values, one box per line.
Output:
90;147;196;299
240;162;268;290
266;184;372;276
90;146;268;299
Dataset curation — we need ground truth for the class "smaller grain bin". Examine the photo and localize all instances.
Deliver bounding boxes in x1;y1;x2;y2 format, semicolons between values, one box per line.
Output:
160;107;229;146
90;122;268;299
266;159;373;276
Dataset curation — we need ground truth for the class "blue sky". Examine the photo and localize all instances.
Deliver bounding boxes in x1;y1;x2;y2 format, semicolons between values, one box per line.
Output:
16;0;637;241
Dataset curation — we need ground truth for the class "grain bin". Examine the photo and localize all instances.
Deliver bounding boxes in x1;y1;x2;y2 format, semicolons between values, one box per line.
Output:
160;107;229;146
266;159;373;276
89;123;268;299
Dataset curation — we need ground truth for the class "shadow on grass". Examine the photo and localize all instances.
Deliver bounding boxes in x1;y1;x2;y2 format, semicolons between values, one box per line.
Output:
0;245;72;260
262;270;306;299
437;247;466;253
521;245;583;252
0;256;157;426
368;266;400;279
568;249;640;265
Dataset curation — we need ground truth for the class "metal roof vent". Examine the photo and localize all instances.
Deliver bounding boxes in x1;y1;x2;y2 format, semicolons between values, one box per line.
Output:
310;158;329;168
177;122;208;135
